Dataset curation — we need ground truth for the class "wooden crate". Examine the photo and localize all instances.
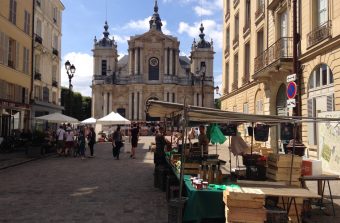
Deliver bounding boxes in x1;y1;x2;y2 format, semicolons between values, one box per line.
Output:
227;207;267;223
268;154;302;164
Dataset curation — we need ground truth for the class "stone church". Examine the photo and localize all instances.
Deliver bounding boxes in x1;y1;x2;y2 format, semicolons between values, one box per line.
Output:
91;0;215;121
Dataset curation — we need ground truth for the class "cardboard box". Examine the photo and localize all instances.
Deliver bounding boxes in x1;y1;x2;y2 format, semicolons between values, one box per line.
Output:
302;159;322;176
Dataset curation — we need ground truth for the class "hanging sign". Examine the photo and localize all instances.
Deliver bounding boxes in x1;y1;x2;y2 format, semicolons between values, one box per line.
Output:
287;73;296;83
287;99;296;108
286;82;297;99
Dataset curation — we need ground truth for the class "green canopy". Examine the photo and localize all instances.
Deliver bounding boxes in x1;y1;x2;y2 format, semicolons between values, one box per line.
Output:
209;124;227;145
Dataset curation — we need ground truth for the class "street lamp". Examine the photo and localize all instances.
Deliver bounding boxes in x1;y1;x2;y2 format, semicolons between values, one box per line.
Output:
65;60;76;116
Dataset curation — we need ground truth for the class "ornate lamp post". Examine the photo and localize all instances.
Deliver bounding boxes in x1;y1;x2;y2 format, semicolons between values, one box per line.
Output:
64;60;76;116
198;62;206;107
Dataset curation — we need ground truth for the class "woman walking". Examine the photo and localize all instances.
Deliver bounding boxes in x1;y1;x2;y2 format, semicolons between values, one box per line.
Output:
87;127;96;157
112;126;123;160
65;127;74;157
130;124;139;159
78;127;86;160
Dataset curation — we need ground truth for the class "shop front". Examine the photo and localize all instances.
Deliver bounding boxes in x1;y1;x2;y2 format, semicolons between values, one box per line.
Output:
0;99;30;137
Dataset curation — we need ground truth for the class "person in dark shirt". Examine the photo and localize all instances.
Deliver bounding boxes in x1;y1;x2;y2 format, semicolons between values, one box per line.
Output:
130;123;139;159
112;126;123;160
154;126;169;165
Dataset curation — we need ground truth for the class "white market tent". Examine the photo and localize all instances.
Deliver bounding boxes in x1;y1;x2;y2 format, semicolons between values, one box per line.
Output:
81;117;97;124
36;112;79;123
97;112;131;125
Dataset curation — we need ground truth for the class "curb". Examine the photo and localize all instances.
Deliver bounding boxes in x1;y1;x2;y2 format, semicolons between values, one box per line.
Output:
0;153;57;170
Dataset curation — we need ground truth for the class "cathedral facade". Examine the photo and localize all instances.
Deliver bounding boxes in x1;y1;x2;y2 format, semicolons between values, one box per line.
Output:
91;1;215;121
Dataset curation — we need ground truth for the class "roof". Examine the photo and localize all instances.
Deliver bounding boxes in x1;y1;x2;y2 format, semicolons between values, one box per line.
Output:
118;55;129;66
146;100;340;124
179;56;190;66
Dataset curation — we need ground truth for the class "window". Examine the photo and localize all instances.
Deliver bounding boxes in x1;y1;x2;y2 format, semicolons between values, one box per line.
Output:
257;30;264;56
23;47;29;74
226;27;230;52
34;85;41;100
256;99;263;114
24;11;31;35
309;64;333;90
225;62;229;93
243;103;249;114
35;54;40;73
148;57;160;80
167;92;169;102
52;92;57;104
9;0;17;25
53;35;58;49
8;38;16;68
318;0;328;26
101;60;107;76
244;42;250;83
279;10;288;38
36;19;42;37
52;65;57;81
43;87;49;102
234;13;239;40
172;93;175;103
53;7;58;23
245;0;251;28
0;32;4;64
233;54;239;87
226;0;230;12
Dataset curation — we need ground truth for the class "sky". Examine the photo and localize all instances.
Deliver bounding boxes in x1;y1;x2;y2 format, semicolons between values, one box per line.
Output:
60;0;223;97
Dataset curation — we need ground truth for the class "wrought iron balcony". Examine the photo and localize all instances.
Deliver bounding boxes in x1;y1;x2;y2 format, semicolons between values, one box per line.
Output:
307;21;332;48
35;34;43;44
233;0;239;8
254;37;293;74
52;48;59;56
225;10;230;22
34;72;42;80
52;80;58;87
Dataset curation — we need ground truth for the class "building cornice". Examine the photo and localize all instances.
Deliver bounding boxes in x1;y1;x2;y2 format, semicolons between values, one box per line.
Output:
220;81;258;101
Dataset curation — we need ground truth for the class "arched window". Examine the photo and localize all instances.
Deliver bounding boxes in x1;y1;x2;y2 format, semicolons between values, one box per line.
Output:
307;63;334;146
308;64;334;90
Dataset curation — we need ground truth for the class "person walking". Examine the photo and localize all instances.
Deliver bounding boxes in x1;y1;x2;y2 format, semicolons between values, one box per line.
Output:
87;127;96;157
65;127;75;157
112;126;123;160
78;127;86;160
130;124;139;159
56;125;65;156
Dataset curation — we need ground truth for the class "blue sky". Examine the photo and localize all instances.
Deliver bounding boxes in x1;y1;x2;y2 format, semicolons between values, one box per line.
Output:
60;0;223;96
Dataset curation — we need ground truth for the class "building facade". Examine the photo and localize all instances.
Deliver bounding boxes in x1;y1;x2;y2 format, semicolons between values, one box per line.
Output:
31;0;64;118
0;0;33;136
92;1;215;121
221;0;339;155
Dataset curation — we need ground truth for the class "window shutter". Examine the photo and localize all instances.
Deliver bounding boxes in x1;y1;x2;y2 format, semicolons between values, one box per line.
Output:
15;41;19;70
3;34;9;66
327;94;334;112
307;98;316;145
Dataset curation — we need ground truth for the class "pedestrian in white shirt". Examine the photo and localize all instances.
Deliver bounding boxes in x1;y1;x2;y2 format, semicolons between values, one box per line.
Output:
65;127;74;157
56;125;65;156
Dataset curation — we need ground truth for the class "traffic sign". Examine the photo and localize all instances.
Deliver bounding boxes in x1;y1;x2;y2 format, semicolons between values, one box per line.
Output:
287;99;296;108
287;82;297;99
287;73;296;83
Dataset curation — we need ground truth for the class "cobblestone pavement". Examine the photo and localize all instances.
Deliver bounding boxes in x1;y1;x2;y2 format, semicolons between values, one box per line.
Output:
0;137;167;223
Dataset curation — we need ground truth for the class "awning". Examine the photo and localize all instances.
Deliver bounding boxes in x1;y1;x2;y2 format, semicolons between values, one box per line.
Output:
81;117;96;124
146;100;340;124
97;112;131;125
36;112;79;123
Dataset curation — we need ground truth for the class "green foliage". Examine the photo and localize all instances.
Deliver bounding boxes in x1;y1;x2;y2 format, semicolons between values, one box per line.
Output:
61;87;92;120
214;98;221;109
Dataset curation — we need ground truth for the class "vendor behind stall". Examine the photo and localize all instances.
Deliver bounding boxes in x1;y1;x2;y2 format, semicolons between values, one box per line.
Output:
198;125;209;154
154;126;170;165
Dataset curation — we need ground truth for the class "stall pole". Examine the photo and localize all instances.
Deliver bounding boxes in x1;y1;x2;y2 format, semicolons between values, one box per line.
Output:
215;143;217;155
251;122;254;155
289;122;297;186
179;105;189;199
228;137;232;173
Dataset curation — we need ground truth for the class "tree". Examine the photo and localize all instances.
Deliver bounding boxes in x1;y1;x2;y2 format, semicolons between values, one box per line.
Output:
61;87;92;120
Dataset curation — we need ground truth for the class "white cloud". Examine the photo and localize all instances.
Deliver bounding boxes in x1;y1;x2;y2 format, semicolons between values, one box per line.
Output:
118;53;127;60
194;6;213;16
61;52;93;97
113;34;129;44
122;16;171;35
178;19;223;50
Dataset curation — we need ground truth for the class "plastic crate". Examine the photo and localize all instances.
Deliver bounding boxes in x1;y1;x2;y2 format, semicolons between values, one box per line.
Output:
168;197;188;223
266;207;288;223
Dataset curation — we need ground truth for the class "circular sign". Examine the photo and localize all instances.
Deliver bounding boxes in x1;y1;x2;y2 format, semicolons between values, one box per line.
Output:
149;57;159;67
286;82;297;99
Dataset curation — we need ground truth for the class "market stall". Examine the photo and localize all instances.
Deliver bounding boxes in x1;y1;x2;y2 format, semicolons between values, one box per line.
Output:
146;100;340;223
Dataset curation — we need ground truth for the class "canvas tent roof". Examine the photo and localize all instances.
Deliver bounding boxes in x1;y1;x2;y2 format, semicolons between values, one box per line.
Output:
97;112;131;125
81;117;96;124
146;100;340;124
36;113;79;123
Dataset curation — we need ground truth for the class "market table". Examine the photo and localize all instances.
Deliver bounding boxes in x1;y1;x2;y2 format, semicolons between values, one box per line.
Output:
300;174;340;216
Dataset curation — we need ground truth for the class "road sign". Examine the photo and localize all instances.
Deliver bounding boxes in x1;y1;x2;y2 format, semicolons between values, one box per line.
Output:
287;73;296;83
287;99;296;108
287;82;297;99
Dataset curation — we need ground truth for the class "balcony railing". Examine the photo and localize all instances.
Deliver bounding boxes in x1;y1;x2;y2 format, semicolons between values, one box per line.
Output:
34;72;42;80
254;37;293;73
233;0;239;8
255;4;265;22
52;48;59;56
52;80;58;87
225;10;230;21
232;36;239;48
307;21;332;48
35;34;43;44
243;22;251;36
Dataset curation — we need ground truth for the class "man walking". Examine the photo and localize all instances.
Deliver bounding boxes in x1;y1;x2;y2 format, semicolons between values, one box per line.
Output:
130;123;139;159
56;125;65;156
112;126;123;160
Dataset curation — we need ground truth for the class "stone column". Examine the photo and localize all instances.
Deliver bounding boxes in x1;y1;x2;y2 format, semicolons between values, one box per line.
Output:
134;48;138;75
133;91;138;120
103;92;107;116
164;49;168;75
140;48;143;75
109;92;112;113
174;50;178;75
139;91;143;120
128;49;133;75
128;92;132;120
169;48;173;75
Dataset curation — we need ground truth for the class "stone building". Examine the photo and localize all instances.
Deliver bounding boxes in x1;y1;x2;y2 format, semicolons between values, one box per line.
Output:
220;0;339;155
31;0;64;118
0;0;34;136
91;1;215;121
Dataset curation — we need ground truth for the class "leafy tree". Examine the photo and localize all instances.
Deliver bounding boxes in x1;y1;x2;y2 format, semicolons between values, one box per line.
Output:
61;87;92;120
